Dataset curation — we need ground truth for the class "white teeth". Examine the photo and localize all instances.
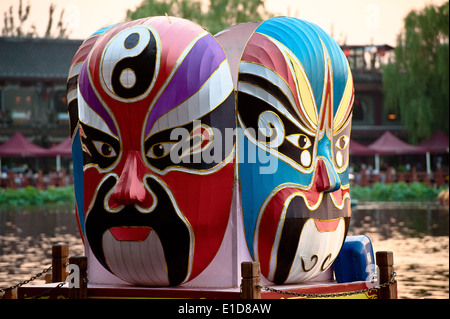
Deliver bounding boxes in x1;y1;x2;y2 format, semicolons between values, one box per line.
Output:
102;229;170;286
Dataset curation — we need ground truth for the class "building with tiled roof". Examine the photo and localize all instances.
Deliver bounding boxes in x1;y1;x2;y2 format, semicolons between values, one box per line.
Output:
0;37;82;145
0;36;403;147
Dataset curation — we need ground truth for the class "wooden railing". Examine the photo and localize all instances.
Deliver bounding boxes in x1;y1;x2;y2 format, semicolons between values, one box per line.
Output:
0;169;73;189
1;167;448;189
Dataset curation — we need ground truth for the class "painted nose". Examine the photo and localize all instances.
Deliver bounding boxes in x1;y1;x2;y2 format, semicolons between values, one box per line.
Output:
112;150;148;205
314;158;339;193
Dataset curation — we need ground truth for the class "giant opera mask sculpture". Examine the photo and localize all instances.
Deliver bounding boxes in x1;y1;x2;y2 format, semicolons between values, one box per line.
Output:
67;17;235;286
236;17;354;284
67;15;354;287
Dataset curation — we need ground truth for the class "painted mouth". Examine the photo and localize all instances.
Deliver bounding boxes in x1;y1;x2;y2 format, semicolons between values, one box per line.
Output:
109;226;152;241
313;218;341;232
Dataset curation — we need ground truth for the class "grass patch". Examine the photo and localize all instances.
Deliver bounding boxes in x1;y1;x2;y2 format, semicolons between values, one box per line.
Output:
1;182;447;207
0;186;75;208
350;182;447;202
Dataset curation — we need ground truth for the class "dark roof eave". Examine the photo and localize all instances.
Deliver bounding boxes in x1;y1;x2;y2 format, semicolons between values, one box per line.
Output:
341;44;395;50
0;75;68;82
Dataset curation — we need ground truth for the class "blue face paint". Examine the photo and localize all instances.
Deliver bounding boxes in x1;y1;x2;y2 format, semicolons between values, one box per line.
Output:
237;16;354;284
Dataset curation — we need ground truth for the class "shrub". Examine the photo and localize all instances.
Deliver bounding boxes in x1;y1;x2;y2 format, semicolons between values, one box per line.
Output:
0;186;75;207
350;182;446;202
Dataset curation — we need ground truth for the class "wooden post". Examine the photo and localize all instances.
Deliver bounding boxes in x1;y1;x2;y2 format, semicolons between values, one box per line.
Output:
385;167;394;184
68;256;88;299
1;288;17;299
376;251;397;299
423;172;431;185
359;170;368;186
35;170;45;189
241;262;261;299
52;244;69;283
6;172;17;189
435;168;445;187
411;166;418;183
372;173;380;184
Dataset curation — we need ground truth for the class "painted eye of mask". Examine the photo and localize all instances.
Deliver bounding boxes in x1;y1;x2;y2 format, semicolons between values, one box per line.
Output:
79;122;121;170
335;135;349;150
92;141;117;158
286;134;312;149
335;135;350;168
146;142;176;159
286;133;313;167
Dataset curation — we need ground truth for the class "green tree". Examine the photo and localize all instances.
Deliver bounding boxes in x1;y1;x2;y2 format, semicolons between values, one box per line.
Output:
126;0;272;35
382;2;449;143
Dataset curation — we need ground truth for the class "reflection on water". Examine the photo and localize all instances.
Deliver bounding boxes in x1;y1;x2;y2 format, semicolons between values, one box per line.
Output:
350;204;449;239
0;205;84;294
1;204;449;299
349;203;449;299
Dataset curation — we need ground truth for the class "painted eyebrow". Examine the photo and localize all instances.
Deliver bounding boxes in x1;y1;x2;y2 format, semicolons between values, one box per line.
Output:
147;60;233;138
333;69;354;135
145;32;227;137
238;73;315;135
78;62;118;137
78;87;117;139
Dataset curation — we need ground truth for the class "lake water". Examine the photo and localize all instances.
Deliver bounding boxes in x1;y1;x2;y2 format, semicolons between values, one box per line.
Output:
1;203;448;299
350;203;449;299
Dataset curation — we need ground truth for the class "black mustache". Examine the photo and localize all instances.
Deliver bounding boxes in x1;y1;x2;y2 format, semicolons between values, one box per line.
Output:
270;196;351;284
85;175;191;286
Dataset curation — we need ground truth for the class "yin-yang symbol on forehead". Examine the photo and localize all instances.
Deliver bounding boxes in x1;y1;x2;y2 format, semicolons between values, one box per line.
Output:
100;25;161;102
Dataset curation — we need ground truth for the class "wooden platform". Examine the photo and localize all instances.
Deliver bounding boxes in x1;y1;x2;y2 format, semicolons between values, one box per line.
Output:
17;280;380;299
10;247;397;299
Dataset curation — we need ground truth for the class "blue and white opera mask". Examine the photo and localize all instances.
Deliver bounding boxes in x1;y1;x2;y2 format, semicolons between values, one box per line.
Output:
237;17;354;284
